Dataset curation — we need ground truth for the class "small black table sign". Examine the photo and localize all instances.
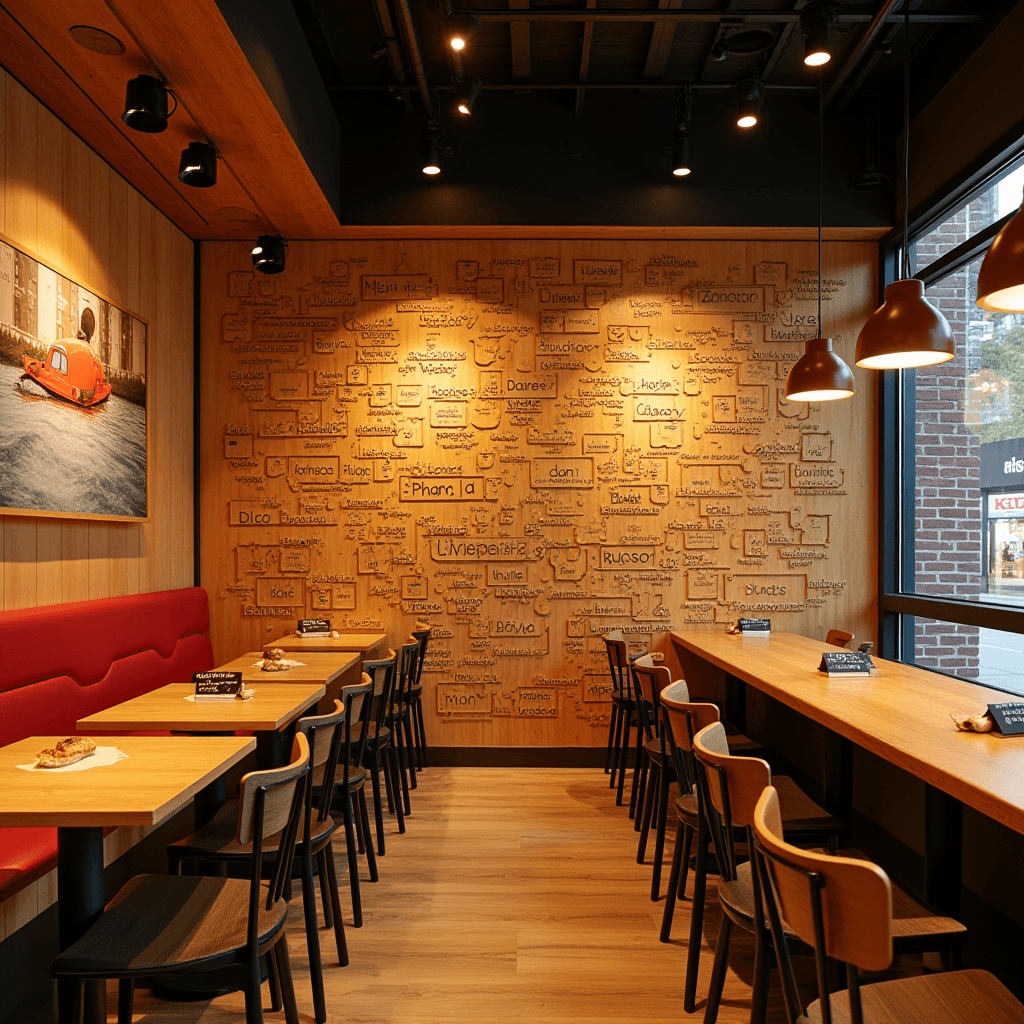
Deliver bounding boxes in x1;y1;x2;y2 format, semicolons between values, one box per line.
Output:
987;702;1024;736
739;618;771;635
193;671;243;700
819;651;875;676
297;618;331;636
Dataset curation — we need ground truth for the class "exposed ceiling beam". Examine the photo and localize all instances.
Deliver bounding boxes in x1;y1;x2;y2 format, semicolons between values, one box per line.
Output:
335;82;818;93
575;0;596;114
643;0;683;82
370;0;414;113
760;0;807;83
823;0;902;109
393;0;433;114
464;9;979;24
510;0;531;85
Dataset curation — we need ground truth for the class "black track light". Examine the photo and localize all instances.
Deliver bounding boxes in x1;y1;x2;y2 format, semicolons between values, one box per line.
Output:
801;1;836;67
422;122;441;176
178;142;217;188
671;127;691;178
710;36;729;62
122;74;176;133
445;13;480;52
735;79;763;129
454;78;483;117
251;235;287;275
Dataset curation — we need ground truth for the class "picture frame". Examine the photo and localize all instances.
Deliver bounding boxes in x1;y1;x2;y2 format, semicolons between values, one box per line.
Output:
0;233;149;522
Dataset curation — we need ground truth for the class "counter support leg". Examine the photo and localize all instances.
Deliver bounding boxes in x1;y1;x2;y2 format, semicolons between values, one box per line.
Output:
57;827;106;1024
822;734;853;828
725;674;746;734
924;784;962;918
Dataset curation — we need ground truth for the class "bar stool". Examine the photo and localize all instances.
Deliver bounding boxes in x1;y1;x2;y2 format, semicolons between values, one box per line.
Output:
696;723;967;1024
362;648;404;854
390;637;420;813
602;630;638;807
753;786;1013;1024
409;624;431;771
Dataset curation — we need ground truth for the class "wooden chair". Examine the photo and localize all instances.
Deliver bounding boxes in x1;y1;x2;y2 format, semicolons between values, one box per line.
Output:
826;628;854;648
696;723;966;1024
630;655;678;900
168;702;355;1023
409;625;431;771
390;637;421;811
602;631;638;806
753;786;1015;1024
362;648;404;854
52;734;310;1024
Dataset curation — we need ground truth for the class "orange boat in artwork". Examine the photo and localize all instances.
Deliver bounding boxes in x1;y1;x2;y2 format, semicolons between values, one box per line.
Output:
21;341;112;407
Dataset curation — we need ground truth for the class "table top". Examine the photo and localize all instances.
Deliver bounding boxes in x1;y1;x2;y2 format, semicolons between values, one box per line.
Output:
77;681;325;733
263;632;387;654
215;650;360;684
671;630;1024;836
0;735;254;827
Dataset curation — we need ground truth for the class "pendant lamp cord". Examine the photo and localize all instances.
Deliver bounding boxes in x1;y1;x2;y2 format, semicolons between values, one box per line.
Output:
818;68;823;334
902;1;910;280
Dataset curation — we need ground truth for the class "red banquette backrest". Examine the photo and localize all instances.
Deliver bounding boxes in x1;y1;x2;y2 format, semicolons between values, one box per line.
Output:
0;587;215;746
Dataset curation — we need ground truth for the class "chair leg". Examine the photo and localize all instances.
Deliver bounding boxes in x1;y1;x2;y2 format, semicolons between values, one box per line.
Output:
317;849;334;929
403;711;419;788
749;927;772;1024
395;725;413;813
415;698;429;768
273;937;301;1024
358;788;379;882
369;757;387;855
266;951;282;1013
660;818;686;942
609;706;623;787
615;714;631;806
243;961;265;1024
703;915;734;1024
631;753;648;827
299;849;327;1024
651;768;670;900
117;978;134;1024
323;840;349;965
637;763;658;863
340;794;363;924
388;743;410;827
628;721;645;819
684;814;710;1014
604;704;617;775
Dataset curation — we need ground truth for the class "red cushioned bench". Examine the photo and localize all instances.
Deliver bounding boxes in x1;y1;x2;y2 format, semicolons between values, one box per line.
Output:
0;587;215;903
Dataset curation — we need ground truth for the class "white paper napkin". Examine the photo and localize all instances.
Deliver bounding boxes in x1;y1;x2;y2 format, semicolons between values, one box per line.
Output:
17;746;128;773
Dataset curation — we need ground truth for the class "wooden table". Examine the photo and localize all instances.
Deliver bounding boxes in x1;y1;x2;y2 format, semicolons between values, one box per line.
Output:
263;631;386;657
671;630;1024;916
0;735;254;1024
215;650;360;711
78;681;325;769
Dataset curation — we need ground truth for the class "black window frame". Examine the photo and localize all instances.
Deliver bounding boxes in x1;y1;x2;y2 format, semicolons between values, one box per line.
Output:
878;118;1024;678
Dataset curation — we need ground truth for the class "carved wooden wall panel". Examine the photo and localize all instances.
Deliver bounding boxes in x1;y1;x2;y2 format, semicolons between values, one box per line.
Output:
201;239;878;747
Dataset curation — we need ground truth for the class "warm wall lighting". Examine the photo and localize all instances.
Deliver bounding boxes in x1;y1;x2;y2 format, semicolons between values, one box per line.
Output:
735;79;763;128
445;13;479;52
178;142;217;188
454;78;483;116
252;235;287;274
785;338;855;401
977;186;1024;312
801;2;835;67
122;75;175;133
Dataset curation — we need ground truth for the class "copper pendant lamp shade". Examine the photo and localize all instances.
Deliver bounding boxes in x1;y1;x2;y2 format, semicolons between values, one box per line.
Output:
854;278;955;369
784;337;855;402
976;186;1024;312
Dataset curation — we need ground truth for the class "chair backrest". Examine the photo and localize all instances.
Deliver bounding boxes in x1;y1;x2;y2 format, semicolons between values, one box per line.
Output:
825;629;854;648
693;722;771;828
659;685;720;754
363;647;398;740
603;630;631;699
631;655;673;740
296;699;346;823
341;673;375;786
235;733;310;933
393;637;420;710
753;786;893;1024
411;625;431;688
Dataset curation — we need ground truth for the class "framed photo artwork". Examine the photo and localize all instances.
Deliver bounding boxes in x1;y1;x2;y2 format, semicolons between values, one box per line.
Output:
0;235;149;521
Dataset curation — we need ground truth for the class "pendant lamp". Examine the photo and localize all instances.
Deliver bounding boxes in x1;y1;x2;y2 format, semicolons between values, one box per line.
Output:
854;6;954;370
976;185;1024;312
784;73;854;403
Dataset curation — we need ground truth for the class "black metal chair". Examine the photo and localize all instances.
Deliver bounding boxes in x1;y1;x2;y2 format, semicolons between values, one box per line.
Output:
409;624;431;771
362;647;404;854
602;630;637;807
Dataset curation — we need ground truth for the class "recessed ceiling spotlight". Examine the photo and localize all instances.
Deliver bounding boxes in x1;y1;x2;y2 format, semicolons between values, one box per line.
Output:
122;74;176;133
726;29;776;56
178;142;218;188
801;1;836;67
734;79;763;128
252;235;287;274
445;13;480;52
69;25;125;55
454;78;483;116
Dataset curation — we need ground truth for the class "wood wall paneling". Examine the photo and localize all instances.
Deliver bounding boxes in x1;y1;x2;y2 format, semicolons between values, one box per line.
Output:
201;239;878;748
0;66;194;612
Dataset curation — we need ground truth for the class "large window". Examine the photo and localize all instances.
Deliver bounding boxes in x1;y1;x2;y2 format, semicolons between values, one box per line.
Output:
883;159;1024;696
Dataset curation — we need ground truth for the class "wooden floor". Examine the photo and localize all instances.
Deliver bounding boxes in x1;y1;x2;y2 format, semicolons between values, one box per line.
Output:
119;767;883;1023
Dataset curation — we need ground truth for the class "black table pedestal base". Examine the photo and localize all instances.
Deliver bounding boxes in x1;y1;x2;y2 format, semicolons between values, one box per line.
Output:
57;827;106;1024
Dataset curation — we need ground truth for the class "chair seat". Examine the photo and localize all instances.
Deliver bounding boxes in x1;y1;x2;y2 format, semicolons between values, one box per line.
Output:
51;874;287;976
800;969;1022;1024
674;791;699;825
168;800;336;859
772;776;845;834
720;855;966;949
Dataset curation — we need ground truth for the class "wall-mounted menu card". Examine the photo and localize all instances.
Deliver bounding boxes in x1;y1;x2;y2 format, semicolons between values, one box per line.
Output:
987;702;1024;736
739;618;771;635
297;618;331;636
818;651;875;676
193;671;243;700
